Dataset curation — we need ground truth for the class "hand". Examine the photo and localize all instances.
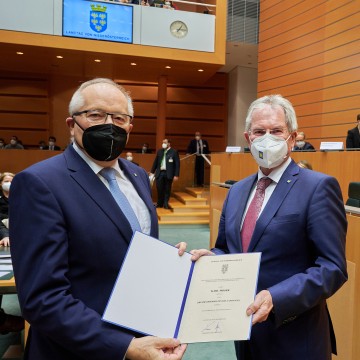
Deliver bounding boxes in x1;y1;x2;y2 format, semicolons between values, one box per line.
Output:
246;290;273;325
175;242;187;256
0;237;10;247
173;176;179;182
126;336;187;360
189;248;214;261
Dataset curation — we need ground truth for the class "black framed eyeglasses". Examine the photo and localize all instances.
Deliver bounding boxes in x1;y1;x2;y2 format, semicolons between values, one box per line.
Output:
72;109;133;126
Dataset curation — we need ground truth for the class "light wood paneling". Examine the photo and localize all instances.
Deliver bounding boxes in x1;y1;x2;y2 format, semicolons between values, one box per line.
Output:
258;0;360;149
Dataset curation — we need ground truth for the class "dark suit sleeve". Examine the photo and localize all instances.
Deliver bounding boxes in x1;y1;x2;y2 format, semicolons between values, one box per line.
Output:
268;176;347;326
9;171;133;359
174;150;180;177
346;129;354;148
204;140;210;154
150;151;160;173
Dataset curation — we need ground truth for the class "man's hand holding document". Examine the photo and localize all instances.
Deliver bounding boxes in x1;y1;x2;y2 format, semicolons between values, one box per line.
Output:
103;232;261;343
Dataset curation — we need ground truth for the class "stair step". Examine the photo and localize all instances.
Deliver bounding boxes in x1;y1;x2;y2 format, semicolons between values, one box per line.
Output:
168;198;209;213
159;211;209;221
173;192;208;205
185;187;207;198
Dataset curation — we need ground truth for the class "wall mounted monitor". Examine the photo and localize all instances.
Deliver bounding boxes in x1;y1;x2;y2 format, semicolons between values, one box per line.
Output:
63;0;133;44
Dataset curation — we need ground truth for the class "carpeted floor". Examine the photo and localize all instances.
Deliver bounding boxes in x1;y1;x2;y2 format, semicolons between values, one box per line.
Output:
0;224;236;360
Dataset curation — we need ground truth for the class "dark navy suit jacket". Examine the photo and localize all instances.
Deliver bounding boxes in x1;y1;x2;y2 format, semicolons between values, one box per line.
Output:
10;145;158;360
346;126;360;148
213;160;347;360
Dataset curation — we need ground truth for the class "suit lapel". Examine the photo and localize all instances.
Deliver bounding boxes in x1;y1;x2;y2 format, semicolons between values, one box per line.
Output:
247;161;300;252
64;147;133;244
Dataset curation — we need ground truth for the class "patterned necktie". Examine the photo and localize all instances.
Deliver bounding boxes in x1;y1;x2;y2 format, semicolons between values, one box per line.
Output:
100;167;141;233
241;177;272;252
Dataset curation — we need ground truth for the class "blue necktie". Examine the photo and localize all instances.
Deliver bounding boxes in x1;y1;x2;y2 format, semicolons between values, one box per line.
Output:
100;167;141;233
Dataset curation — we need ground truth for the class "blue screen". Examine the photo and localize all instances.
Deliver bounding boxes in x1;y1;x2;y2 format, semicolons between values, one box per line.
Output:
63;0;133;44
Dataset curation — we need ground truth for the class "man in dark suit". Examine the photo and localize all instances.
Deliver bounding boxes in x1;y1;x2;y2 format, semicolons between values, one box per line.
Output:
186;132;210;186
190;95;347;360
346;114;360;149
10;78;186;360
150;139;180;209
43;136;61;151
292;131;315;151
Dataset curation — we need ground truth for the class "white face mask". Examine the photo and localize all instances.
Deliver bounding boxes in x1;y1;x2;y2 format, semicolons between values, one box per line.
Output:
2;181;11;192
250;133;290;169
296;141;305;148
162;143;168;149
126;156;133;161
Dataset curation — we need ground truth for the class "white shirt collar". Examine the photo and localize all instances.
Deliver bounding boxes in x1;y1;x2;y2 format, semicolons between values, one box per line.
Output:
72;142;124;178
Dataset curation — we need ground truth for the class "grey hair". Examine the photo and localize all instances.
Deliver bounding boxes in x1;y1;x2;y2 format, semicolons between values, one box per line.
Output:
245;94;298;133
68;78;134;117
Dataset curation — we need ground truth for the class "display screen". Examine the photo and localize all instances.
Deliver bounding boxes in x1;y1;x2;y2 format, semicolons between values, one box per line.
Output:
63;0;133;44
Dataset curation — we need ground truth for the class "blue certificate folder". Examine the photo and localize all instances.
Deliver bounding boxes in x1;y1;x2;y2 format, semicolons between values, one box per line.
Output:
102;231;261;343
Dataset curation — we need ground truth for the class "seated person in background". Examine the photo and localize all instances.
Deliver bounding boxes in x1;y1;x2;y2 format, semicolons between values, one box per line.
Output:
293;131;315;151
4;136;24;150
0;139;5;149
346;114;360;149
43;136;61;151
138;142;152;154
0;172;15;221
0;222;24;335
297;159;313;170
0;220;9;247
125;152;139;166
39;140;46;150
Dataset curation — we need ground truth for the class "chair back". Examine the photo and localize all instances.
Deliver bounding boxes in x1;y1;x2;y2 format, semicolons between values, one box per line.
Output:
346;182;360;207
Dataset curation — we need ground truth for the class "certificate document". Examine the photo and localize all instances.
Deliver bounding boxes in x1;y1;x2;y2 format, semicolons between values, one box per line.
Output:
102;232;261;343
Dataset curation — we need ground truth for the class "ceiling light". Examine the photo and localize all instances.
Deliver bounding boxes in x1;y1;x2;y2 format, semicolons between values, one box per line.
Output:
94;59;101;63
130;62;137;66
165;66;171;69
198;69;204;72
16;52;24;55
56;55;63;59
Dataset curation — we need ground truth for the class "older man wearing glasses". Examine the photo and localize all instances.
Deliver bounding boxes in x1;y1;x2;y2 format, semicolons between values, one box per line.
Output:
10;78;187;360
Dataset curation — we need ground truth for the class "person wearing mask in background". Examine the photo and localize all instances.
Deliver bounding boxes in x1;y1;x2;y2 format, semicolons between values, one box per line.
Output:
43;136;61;151
4;136;24;149
346;114;360;149
10;78;187;360
293;131;315;151
0;139;5;149
126;151;139;166
138;142;152;154
150;139;180;209
189;94;347;360
186;131;210;187
0;172;14;221
38;140;46;150
0;181;24;335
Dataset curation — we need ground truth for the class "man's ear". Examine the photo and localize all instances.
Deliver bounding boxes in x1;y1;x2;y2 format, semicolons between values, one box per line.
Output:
244;132;251;147
66;117;75;129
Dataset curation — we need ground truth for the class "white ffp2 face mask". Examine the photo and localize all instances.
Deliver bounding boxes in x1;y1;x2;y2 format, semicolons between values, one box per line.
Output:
1;181;11;192
250;133;290;169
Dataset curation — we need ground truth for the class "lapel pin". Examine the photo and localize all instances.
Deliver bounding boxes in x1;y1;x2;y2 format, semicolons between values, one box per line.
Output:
287;180;291;183
133;173;137;177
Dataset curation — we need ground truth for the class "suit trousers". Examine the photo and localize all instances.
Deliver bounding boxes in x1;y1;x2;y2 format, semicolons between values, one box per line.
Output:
156;171;173;207
195;156;205;186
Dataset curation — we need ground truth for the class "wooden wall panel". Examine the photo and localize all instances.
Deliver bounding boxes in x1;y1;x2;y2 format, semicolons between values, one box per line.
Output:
258;0;360;148
0;73;50;148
